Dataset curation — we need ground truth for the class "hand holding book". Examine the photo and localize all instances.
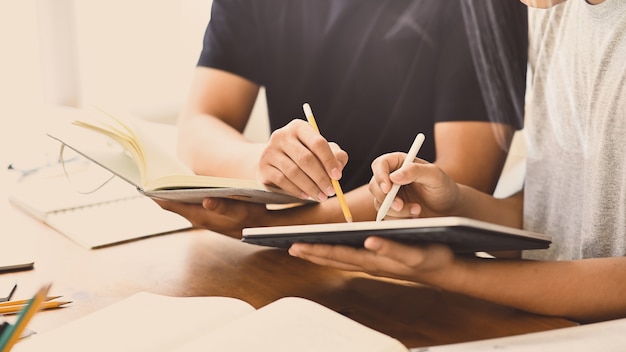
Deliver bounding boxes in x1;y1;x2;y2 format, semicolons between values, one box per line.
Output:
47;108;312;205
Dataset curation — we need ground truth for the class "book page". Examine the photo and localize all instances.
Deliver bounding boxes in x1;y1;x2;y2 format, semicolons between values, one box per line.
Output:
131;118;268;191
13;292;255;352
9;173;140;220
174;297;408;352
45;196;191;249
417;318;626;352
47;122;145;189
128;118;195;183
71;109;195;185
8;171;190;249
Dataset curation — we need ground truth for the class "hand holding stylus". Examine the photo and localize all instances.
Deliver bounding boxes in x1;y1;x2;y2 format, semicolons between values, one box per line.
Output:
375;133;425;222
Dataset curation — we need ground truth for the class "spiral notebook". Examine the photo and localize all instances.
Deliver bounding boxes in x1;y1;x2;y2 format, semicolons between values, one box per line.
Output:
8;173;191;249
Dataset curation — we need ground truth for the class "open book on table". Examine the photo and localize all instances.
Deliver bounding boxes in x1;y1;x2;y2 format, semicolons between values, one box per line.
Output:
46;108;311;205
242;217;552;253
13;292;408;352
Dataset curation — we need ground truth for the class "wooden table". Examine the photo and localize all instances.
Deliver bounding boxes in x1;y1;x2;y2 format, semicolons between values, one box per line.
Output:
1;202;575;349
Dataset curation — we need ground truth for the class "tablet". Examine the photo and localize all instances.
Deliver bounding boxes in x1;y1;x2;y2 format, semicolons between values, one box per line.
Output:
242;217;551;253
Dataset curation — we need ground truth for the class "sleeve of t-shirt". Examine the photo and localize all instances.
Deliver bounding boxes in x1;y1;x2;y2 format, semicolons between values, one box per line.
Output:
197;0;263;84
433;3;526;130
432;4;491;125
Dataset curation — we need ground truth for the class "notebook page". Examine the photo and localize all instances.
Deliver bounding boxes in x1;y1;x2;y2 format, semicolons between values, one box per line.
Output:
13;292;255;352
174;297;408;352
45;196;191;248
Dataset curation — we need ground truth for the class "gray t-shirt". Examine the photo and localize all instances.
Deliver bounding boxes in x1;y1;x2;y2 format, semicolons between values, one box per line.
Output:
524;0;626;260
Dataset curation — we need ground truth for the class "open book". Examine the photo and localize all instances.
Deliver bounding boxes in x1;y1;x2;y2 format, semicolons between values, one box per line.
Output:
13;292;408;352
46;108;310;205
243;217;552;253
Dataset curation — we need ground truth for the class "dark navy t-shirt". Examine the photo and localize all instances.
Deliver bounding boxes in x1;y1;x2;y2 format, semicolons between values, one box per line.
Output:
198;0;522;191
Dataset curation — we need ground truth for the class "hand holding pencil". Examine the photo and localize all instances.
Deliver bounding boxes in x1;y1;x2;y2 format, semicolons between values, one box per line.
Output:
255;103;349;208
303;103;352;222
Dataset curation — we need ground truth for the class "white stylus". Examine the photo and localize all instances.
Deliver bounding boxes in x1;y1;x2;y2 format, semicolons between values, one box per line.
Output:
375;133;425;222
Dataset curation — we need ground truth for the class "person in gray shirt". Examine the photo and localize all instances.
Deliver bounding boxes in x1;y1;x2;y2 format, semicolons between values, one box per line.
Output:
289;0;626;324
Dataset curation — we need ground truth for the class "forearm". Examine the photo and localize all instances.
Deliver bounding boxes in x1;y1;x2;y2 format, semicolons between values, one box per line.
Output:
434;122;512;194
436;255;626;323
177;112;264;179
451;186;523;229
176;67;262;179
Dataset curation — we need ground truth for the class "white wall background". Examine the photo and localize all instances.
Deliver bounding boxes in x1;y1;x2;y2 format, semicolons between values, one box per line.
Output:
0;0;269;170
1;0;45;169
70;0;210;119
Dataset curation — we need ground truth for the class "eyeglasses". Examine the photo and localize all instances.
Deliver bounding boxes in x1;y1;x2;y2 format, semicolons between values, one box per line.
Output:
7;144;116;195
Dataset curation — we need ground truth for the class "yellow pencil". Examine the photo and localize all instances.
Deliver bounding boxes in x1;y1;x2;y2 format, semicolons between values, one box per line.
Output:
0;284;50;352
302;103;353;223
0;299;71;315
0;296;62;308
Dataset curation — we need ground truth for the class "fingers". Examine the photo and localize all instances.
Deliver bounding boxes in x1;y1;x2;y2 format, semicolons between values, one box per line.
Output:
371;152;428;188
328;142;348;170
289;238;455;282
154;199;210;228
153;197;267;238
363;237;424;268
369;153;423;218
370;152;456;218
289;243;379;272
365;238;455;272
258;119;347;201
370;152;407;197
288;240;421;279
